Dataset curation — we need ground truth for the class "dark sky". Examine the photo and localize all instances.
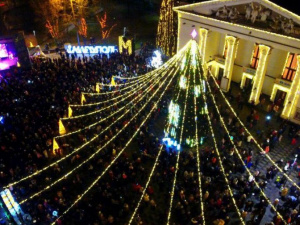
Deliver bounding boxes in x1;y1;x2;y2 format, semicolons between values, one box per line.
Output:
268;0;300;15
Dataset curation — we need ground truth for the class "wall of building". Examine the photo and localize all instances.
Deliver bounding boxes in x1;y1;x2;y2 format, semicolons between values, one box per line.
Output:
178;17;200;51
257;48;287;95
178;15;298;98
231;39;256;83
205;31;221;63
235;39;255;67
266;48;287;79
217;33;226;57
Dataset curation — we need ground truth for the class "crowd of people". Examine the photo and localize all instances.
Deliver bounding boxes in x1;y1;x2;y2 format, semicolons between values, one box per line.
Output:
1;47;300;225
0;49;155;223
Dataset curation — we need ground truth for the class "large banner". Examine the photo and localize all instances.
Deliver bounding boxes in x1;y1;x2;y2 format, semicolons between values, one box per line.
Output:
65;45;118;54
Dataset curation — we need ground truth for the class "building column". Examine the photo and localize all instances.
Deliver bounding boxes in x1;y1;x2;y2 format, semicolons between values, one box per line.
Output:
249;45;271;105
223;35;238;92
281;55;300;119
199;28;208;64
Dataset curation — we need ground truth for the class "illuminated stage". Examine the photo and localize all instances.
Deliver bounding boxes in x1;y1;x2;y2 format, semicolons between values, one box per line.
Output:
0;37;21;71
0;58;18;70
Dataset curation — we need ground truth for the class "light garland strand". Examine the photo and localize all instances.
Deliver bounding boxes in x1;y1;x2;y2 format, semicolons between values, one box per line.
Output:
73;76;161;108
19;61;180;205
194;49;205;224
127;44;190;224
198;56;246;225
50;55;182;225
57;66;177;139
208;69;300;192
128;145;163;225
76;63;171;104
4;43;188;190
63;68;169;119
63;46;190;119
166;44;192;225
84;45;191;97
4;68;171;189
206;77;288;224
70;55;181;109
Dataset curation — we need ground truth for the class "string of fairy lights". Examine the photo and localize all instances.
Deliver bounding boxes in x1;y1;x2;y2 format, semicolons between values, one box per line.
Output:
62;49;188;119
205;77;288;224
19;64;178;205
128;42;194;224
199;65;246;225
166;44;192;225
51;54;182;225
194;48;205;224
4;40;190;191
73;75;163;108
4;63;177;189
4;38;297;225
75;60;177;105
17;43;191;205
58;67;173;139
127;145;163;225
127;45;189;224
61;74;164;120
17;66;179;205
208;69;300;192
82;51;182;97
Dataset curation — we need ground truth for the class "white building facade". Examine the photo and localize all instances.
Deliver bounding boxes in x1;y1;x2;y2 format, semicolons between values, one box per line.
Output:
174;0;300;124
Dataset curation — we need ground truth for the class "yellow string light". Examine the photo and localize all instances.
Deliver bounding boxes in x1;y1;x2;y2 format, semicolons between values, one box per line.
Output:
70;67;168;108
193;46;246;224
19;60;181;205
208;68;300;192
193;50;205;224
202;86;246;225
166;43;192;225
61;74;165;121
50;54;182;225
4;42;190;190
85;47;187;97
127;43;192;224
57;69;172;138
5;63;179;190
84;64;169;94
156;0;176;56
128;145;163;224
206;76;288;224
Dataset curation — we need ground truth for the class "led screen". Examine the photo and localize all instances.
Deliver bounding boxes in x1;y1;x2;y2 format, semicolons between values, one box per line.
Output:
0;44;8;58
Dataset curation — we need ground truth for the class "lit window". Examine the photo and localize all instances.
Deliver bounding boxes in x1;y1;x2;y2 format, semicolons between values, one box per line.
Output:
282;53;298;81
251;44;259;69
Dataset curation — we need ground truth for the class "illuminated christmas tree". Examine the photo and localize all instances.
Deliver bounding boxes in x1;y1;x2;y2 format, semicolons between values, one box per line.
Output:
163;36;208;151
156;0;177;57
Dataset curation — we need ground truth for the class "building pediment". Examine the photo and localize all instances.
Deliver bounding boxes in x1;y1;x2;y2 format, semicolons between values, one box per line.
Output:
174;0;300;39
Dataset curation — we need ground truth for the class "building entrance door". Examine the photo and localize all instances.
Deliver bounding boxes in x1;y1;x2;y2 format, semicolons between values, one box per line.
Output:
218;67;224;81
245;77;252;89
275;89;287;106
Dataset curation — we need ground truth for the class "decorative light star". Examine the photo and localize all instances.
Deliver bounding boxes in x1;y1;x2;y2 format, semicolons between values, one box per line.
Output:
191;29;197;39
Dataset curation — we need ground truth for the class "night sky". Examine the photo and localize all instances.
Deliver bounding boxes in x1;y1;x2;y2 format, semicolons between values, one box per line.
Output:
266;0;300;15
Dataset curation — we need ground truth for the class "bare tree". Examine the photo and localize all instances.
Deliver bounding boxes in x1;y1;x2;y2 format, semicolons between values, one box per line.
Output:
31;0;64;40
96;12;117;40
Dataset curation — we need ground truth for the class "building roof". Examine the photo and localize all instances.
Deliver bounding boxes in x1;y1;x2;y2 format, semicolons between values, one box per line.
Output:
174;0;300;40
